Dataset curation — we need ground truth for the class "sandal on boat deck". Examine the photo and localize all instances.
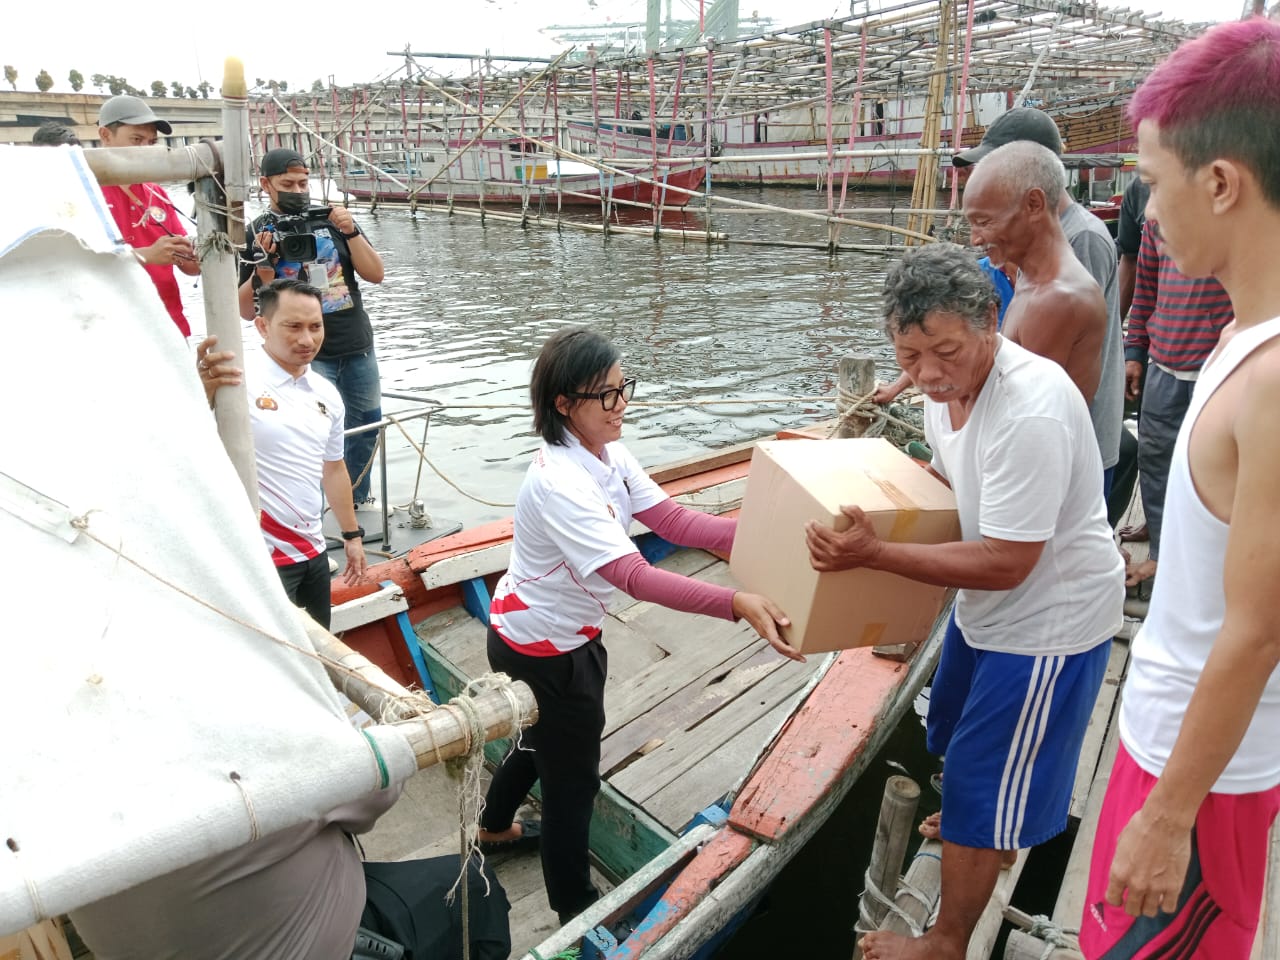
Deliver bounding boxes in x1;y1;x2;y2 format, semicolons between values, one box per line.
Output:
478;820;541;855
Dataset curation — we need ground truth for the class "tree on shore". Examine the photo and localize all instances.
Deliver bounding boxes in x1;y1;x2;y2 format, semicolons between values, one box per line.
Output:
91;73;106;92
197;80;212;99
311;78;325;93
171;80;184;98
150;80;166;98
35;69;53;92
185;86;198;99
69;69;84;91
4;65;17;91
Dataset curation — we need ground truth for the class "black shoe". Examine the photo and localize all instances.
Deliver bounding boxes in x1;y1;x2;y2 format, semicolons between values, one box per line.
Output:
477;819;541;855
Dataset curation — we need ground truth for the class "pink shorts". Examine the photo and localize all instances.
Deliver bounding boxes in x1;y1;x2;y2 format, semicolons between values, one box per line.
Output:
1079;742;1280;959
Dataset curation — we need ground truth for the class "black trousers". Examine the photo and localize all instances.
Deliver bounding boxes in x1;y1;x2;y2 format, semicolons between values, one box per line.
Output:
275;553;332;630
1107;425;1140;529
1136;364;1196;561
479;627;606;923
360;855;510;960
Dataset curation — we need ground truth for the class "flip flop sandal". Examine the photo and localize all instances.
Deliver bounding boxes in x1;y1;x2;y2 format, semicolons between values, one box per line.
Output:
478;819;541;855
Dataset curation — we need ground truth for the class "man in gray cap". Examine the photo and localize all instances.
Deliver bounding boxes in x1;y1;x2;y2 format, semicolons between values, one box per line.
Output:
954;106;1125;498
238;147;386;514
97;94;198;337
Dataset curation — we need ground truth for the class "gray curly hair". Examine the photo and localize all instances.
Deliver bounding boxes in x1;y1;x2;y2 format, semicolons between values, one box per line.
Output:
881;243;1000;338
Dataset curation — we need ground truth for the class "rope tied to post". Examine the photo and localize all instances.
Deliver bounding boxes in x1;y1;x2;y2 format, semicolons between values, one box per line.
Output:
829;386;926;446
1026;915;1078;959
854;865;929;938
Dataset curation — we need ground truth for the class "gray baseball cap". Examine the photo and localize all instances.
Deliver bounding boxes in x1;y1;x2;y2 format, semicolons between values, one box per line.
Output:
952;107;1062;168
98;95;172;135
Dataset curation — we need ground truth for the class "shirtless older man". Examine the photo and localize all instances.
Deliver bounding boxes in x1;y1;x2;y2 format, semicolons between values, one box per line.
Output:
963;140;1109;407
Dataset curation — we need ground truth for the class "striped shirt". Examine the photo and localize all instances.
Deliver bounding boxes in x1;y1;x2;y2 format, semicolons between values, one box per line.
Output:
1123;221;1233;371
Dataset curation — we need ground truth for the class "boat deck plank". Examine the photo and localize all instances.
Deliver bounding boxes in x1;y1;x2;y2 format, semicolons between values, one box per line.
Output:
1069;639;1130;820
642;682;810;830
600;642;779;775
610;653;819;826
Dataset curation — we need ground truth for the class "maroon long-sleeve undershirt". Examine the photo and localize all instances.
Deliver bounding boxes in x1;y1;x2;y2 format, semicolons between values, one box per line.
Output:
595;499;738;621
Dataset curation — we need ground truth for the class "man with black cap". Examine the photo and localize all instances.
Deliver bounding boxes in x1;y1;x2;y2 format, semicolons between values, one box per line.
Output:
98;94;199;338
239;147;386;512
953;106;1125;497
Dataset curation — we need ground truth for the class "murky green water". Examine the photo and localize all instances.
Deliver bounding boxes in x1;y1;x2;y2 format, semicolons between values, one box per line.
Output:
337;186;919;527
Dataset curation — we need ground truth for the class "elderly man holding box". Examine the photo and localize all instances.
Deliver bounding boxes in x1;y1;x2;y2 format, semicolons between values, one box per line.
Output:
807;242;1123;960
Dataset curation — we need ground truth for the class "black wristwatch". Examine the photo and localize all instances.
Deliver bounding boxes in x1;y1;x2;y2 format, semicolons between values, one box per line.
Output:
341;526;365;541
340;225;362;240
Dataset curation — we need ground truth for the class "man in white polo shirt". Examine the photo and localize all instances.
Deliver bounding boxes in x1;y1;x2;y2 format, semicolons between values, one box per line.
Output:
199;278;366;627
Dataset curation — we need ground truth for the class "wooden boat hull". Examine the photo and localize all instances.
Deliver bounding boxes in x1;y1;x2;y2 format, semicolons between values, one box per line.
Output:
339;164;707;208
331;435;947;958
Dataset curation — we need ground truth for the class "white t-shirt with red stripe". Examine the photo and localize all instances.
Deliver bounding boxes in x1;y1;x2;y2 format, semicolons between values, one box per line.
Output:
245;345;346;567
491;434;666;655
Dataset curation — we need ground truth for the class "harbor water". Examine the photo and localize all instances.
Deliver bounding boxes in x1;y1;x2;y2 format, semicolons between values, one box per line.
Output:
177;184;1064;957
183;185;928;529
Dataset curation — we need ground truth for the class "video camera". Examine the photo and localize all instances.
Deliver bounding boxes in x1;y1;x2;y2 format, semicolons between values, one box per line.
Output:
266;206;333;262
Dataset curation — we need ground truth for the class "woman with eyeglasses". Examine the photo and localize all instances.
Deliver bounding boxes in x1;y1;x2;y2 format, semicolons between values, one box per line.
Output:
476;327;801;925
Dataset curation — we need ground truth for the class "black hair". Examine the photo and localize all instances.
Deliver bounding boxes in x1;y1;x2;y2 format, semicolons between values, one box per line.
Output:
32;121;79;146
531;327;620;446
882;243;999;338
258;278;322;317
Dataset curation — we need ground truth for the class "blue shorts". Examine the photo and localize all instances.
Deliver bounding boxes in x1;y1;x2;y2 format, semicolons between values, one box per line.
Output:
926;613;1110;850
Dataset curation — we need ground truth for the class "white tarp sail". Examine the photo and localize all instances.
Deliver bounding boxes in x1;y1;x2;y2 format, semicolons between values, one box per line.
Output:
0;144;417;934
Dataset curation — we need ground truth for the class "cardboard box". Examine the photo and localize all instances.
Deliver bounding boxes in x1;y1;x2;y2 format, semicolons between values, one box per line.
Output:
730;438;959;654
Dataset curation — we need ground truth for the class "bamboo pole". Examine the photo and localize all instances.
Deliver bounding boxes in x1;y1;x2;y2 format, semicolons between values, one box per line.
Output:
304;620;537;771
202;57;259;513
864;837;943;944
80;143;221;186
853;775;921;959
906;0;952;241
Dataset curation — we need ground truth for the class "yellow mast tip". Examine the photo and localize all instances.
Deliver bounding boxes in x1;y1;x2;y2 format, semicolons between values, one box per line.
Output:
222;58;247;98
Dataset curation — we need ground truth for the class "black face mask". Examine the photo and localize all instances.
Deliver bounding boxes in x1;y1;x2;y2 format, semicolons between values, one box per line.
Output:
276;190;309;215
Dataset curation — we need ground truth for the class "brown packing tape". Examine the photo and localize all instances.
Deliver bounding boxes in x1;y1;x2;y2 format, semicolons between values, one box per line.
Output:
863;465;922;543
859;622;887;646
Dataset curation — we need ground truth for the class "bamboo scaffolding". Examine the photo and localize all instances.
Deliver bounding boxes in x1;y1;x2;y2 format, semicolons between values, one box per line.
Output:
247;0;1189;246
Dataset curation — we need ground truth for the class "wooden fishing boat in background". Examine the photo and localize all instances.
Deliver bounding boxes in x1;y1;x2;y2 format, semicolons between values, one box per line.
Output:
330;432;951;959
338;134;707;208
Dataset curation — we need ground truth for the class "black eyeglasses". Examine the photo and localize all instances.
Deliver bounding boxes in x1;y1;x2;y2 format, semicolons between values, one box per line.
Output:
567;377;637;411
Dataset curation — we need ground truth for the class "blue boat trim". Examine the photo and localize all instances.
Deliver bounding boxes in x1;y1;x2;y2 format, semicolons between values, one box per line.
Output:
385;579;437;700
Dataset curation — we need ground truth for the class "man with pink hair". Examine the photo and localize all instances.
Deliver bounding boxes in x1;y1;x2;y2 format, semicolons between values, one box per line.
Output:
1080;18;1280;960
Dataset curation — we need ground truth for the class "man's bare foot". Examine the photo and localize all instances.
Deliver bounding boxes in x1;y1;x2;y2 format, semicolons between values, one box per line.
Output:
1118;522;1148;543
861;929;963;960
1125;557;1157;589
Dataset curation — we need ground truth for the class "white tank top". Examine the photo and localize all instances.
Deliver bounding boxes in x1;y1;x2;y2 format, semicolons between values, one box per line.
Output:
1120;315;1280;793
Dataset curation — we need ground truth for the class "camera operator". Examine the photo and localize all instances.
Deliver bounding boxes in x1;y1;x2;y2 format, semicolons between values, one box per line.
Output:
239;148;386;511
